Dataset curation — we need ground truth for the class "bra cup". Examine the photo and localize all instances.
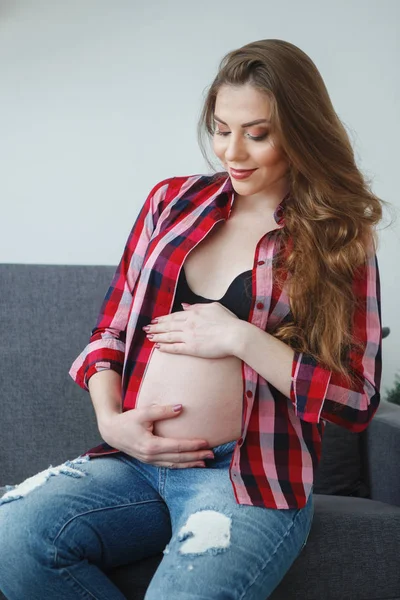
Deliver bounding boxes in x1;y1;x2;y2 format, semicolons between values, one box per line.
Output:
171;268;253;322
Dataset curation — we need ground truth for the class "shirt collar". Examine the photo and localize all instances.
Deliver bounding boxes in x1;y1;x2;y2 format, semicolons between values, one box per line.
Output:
219;172;289;226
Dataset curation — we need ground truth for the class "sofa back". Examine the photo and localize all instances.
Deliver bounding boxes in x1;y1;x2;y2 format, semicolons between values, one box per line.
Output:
0;263;370;499
0;264;113;485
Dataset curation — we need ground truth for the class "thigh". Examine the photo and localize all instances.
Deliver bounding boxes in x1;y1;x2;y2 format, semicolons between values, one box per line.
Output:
0;453;171;571
145;442;314;600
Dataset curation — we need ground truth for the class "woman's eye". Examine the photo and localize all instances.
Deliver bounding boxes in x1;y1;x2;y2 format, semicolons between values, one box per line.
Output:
214;130;268;141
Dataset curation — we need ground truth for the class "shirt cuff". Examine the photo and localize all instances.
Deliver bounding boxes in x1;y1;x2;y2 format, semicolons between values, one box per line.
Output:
84;361;123;390
290;351;332;423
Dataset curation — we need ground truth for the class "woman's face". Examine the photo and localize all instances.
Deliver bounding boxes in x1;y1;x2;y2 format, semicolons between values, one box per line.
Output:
212;83;290;202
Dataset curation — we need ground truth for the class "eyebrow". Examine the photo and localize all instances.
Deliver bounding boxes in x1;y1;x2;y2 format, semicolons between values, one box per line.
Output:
213;115;271;127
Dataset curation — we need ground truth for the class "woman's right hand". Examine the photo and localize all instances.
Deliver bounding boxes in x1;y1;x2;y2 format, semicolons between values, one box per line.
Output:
98;404;214;468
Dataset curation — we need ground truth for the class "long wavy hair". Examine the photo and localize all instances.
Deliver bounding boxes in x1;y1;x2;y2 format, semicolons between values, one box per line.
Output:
197;39;392;386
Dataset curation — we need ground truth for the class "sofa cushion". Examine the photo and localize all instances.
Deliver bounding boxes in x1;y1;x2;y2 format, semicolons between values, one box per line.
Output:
106;496;400;600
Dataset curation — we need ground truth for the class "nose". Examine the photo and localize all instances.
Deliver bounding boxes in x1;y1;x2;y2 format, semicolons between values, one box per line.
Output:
224;134;248;162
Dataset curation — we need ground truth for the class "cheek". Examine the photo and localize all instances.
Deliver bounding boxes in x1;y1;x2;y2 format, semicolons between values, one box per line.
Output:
212;137;224;159
256;146;286;168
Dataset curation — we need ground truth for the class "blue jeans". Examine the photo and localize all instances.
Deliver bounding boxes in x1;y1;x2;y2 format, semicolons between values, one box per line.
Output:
0;441;313;600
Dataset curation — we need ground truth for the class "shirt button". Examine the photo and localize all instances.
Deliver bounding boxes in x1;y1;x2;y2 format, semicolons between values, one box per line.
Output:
246;390;253;398
256;302;264;309
257;260;265;266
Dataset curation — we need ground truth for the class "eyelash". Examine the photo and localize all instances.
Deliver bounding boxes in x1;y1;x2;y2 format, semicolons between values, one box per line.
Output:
214;131;268;142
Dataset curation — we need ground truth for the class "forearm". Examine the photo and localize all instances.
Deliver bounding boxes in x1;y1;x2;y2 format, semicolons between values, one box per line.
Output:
232;321;294;398
88;370;123;434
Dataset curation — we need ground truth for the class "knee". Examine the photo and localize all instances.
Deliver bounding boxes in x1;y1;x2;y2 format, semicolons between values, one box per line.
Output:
0;500;53;585
0;494;89;571
0;457;91;565
176;509;232;555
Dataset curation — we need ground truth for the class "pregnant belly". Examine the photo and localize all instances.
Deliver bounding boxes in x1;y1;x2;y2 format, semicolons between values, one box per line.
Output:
135;347;244;447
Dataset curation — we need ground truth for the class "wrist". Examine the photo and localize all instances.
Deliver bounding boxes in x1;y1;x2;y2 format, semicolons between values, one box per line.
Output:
97;410;120;443
230;319;251;359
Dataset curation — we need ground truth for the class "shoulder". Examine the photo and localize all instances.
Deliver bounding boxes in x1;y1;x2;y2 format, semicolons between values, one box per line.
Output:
145;172;230;222
150;171;229;202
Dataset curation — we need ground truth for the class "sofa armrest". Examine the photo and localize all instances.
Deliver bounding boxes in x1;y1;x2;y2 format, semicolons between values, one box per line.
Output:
364;401;400;507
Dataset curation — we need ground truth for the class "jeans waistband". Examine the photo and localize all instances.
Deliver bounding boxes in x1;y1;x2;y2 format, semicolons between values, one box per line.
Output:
211;439;237;457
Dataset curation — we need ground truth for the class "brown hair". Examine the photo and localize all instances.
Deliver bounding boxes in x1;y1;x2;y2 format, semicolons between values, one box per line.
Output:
197;39;393;385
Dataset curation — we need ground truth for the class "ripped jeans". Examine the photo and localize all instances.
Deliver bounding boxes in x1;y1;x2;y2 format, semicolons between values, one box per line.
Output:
0;441;314;600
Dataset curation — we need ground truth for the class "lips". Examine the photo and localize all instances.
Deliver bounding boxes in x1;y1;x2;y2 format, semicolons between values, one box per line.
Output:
230;168;258;180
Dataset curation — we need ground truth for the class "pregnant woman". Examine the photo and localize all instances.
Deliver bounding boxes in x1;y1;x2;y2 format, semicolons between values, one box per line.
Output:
0;39;384;600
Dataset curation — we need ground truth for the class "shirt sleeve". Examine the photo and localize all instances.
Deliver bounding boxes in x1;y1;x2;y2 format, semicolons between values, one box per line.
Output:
289;244;382;432
68;177;173;392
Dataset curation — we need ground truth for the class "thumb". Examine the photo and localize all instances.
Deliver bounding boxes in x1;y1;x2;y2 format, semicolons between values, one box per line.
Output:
139;403;183;423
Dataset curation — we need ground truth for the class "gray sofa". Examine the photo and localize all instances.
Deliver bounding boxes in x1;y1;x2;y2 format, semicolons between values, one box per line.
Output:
1;263;400;600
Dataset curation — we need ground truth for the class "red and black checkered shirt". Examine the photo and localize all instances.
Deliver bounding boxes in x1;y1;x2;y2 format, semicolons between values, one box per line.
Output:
69;172;382;509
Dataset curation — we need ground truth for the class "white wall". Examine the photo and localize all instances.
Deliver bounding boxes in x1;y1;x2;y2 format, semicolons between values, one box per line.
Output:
1;0;399;392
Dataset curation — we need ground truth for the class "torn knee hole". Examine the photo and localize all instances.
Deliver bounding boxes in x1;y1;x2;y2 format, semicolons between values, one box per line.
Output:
0;455;90;505
177;510;231;555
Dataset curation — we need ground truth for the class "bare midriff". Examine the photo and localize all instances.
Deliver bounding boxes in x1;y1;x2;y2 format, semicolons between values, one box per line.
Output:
136;349;244;447
135;203;278;448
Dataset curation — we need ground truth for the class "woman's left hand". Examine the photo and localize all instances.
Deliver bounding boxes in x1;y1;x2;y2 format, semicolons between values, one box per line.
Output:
143;303;241;359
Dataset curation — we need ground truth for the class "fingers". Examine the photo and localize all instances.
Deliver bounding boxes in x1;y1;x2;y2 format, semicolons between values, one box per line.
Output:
134;435;214;467
145;450;214;464
137;441;214;465
133;404;214;469
143;436;212;456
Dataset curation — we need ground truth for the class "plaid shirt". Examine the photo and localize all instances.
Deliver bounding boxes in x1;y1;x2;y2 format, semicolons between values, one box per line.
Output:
69;173;382;509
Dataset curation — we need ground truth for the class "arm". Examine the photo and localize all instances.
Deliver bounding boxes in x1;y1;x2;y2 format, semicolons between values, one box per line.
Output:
69;177;173;391
87;370;123;436
233;247;382;432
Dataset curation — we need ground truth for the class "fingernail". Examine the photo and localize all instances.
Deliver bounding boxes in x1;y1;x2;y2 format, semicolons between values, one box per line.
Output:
173;404;182;412
205;453;214;459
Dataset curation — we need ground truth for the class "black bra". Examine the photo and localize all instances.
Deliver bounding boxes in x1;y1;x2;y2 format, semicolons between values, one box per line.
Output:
171;267;253;321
